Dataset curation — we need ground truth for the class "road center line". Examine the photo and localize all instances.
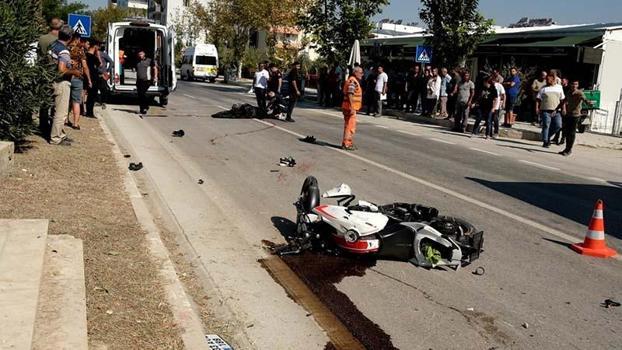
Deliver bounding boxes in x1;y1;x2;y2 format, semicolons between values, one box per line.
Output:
397;130;420;136
183;93;197;99
252;118;615;255
470;147;499;156
429;138;456;145
375;125;389;129
519;160;560;171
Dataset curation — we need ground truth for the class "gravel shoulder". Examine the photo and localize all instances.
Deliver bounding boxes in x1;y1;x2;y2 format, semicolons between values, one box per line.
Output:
0;118;183;349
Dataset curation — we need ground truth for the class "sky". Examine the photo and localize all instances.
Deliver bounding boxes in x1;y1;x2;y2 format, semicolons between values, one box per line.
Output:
374;0;622;26
81;0;622;26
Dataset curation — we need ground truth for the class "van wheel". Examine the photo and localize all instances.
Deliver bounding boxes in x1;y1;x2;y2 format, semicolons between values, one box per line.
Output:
209;78;216;83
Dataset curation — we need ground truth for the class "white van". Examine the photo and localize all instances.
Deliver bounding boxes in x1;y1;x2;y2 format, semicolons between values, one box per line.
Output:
106;19;177;105
180;44;219;82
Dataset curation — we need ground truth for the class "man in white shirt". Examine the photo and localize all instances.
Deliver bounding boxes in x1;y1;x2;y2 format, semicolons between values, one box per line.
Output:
493;81;506;137
536;73;566;147
253;62;270;117
373;65;388;117
424;68;441;116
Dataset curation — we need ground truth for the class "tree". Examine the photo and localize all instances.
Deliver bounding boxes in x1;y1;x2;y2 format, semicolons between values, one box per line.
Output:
90;5;129;41
202;0;308;77
41;0;88;24
298;0;389;66
0;0;55;142
419;0;493;68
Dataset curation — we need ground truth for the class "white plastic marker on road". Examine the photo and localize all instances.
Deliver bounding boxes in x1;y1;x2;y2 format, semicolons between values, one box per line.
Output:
470;147;499;156
429;138;456;145
519;160;560;171
253;118;622;261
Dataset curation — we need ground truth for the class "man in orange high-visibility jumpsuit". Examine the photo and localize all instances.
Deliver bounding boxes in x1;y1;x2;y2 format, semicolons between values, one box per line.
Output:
341;67;364;151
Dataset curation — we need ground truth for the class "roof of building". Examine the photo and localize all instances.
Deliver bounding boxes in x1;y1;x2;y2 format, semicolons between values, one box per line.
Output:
362;22;622;47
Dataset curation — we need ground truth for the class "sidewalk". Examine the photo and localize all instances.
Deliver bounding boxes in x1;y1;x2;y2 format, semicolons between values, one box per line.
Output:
0;118;186;348
216;77;621;150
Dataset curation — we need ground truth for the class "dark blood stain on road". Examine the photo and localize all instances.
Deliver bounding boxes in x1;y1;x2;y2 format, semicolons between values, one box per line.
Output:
281;251;399;350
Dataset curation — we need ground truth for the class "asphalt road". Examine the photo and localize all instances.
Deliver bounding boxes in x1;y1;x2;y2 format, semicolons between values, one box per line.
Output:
105;80;622;350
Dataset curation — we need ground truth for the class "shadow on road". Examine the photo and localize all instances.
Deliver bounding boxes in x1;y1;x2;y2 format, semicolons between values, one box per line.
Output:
467;177;622;239
271;216;296;240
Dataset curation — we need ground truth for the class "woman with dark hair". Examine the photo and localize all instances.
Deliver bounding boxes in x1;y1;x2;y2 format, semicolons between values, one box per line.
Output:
67;33;92;130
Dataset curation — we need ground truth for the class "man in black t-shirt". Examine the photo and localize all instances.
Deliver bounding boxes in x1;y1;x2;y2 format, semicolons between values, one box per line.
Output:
285;62;302;122
471;78;498;139
136;49;158;115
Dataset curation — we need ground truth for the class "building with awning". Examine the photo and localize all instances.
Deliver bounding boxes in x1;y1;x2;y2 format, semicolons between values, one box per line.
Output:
361;23;622;135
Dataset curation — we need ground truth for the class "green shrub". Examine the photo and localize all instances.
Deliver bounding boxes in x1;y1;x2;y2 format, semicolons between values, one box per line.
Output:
0;0;55;142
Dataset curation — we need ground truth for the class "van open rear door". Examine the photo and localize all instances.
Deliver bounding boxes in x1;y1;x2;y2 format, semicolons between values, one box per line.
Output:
106;22;116;89
165;28;177;91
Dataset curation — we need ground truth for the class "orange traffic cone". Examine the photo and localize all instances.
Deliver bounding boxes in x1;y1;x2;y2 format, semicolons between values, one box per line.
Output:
571;199;617;258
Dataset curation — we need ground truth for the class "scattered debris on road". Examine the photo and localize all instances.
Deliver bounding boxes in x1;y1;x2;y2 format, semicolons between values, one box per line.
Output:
172;129;185;137
601;299;621;308
302;135;316;144
279;156;296;167
129;162;143;171
211;103;258;119
123;154;131;158
472;266;486;276
522;322;529;329
198;179;204;184
270;169;280;173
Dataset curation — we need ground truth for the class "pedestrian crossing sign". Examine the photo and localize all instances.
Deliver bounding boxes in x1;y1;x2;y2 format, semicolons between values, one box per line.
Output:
415;45;432;63
68;14;91;38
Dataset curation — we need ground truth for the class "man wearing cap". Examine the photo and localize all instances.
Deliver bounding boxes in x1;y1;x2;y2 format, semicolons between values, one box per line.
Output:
341;67;364;151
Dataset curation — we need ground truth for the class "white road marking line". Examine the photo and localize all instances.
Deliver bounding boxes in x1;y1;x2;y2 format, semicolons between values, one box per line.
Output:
375;125;389;129
253;119;621;259
470;147;499;156
519;160;560;171
183;93;197;99
586;177;607;183
430;138;456;145
397;130;420;136
216;105;227;110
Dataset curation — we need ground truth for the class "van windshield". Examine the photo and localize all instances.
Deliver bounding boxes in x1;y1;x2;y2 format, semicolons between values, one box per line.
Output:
196;56;217;65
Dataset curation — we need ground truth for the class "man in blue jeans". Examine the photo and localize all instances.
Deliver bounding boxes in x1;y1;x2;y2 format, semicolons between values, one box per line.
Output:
536;73;566;148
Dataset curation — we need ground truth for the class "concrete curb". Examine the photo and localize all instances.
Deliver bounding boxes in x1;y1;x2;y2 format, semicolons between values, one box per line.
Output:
97;111;210;350
0;141;14;176
32;234;88;350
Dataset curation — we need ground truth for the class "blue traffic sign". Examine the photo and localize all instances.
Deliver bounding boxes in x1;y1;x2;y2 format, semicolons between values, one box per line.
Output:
68;13;91;38
415;45;432;64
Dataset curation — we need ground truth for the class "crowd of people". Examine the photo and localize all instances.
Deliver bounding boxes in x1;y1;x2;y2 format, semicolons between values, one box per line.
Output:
307;62;592;156
251;61;303;122
38;18;112;146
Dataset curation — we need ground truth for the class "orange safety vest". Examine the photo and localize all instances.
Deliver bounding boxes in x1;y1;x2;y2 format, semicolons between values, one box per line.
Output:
342;76;363;111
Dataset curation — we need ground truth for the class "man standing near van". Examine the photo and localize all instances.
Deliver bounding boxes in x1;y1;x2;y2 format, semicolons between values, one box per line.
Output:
253;62;269;117
136;49;158;116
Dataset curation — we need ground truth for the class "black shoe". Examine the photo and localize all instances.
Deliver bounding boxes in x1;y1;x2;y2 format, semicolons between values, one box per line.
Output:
128;162;143;171
543;142;550;148
285;118;295;122
558;150;571;156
